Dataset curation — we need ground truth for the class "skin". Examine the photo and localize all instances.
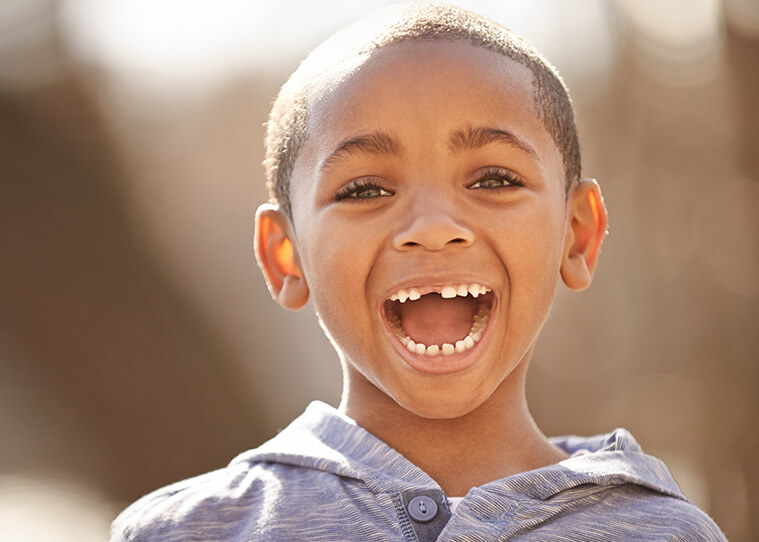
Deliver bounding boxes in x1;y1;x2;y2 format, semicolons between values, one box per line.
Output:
256;40;607;497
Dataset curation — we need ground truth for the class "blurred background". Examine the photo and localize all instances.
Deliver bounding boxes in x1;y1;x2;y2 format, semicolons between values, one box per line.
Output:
0;0;757;540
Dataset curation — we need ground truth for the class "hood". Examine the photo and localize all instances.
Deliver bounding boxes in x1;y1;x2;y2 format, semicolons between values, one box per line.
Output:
232;401;687;502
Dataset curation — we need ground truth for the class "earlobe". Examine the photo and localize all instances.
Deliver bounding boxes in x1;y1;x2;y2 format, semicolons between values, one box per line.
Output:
560;179;608;291
255;204;309;310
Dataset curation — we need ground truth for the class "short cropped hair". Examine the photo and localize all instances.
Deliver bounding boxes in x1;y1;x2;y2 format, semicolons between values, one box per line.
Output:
264;2;581;219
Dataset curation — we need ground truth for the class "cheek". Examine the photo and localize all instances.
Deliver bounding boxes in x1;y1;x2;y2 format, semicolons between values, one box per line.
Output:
504;203;566;315
296;215;376;340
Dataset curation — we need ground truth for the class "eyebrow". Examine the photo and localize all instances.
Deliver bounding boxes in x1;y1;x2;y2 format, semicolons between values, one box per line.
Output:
319;132;403;173
448;126;540;162
318;125;539;174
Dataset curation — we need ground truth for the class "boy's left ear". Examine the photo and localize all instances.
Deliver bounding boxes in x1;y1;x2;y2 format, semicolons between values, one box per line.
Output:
560;178;608;291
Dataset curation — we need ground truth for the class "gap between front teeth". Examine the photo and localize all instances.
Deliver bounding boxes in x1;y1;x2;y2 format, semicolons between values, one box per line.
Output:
386;301;489;357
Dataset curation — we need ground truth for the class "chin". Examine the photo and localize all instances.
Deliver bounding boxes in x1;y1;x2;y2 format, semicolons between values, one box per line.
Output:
393;387;488;420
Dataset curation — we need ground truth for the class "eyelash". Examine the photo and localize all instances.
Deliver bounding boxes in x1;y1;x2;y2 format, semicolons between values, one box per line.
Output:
468;167;526;190
335;178;394;201
334;167;524;201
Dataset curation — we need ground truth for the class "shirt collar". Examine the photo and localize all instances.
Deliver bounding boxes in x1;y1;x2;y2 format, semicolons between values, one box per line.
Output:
529;429;687;500
233;401;687;501
233;401;440;492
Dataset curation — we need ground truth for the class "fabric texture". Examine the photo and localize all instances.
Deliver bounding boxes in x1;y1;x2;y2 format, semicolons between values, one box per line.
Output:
111;401;726;541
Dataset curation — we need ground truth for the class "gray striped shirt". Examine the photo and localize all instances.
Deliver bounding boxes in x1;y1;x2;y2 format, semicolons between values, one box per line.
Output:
111;401;726;541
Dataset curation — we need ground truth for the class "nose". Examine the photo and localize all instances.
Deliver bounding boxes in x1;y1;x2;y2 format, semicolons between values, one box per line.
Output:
392;200;475;251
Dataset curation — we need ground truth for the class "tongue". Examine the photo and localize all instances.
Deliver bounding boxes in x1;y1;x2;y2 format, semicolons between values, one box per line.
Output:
398;294;478;346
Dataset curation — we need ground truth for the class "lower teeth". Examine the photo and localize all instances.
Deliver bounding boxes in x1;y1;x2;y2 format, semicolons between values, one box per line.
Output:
390;304;490;356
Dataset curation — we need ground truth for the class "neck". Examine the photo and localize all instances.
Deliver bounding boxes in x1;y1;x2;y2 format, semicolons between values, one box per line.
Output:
339;362;567;497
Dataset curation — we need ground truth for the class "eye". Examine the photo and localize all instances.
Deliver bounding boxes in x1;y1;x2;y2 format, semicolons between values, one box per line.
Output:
468;167;526;190
335;178;394;201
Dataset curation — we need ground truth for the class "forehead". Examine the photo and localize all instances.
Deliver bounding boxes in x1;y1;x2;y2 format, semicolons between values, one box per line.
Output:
292;40;563;198
308;39;537;134
308;40;534;124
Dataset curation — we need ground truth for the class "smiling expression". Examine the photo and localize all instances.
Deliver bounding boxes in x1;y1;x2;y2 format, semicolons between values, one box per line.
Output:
284;40;573;418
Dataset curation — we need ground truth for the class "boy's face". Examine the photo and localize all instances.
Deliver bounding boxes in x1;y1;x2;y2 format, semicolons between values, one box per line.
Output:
265;41;597;419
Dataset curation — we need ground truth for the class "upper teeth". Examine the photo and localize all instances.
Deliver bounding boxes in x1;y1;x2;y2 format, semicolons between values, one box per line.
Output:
389;283;490;303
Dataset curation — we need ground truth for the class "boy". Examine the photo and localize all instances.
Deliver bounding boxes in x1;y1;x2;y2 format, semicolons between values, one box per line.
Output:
112;3;726;540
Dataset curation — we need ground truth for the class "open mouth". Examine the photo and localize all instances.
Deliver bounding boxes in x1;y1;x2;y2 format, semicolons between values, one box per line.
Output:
383;283;494;356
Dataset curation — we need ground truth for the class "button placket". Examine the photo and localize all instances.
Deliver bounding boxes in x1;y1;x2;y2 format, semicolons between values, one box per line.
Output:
396;489;451;542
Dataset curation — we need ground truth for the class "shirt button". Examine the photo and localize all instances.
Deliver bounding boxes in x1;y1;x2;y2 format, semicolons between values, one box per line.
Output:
407;495;438;523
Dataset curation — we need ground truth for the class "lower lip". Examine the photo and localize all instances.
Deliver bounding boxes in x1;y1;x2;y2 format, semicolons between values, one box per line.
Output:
382;305;495;376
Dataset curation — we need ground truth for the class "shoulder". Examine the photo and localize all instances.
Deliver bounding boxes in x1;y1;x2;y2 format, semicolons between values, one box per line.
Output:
565;475;727;541
111;456;353;542
110;460;262;542
110;453;395;542
110;402;383;541
112;459;357;541
544;428;727;541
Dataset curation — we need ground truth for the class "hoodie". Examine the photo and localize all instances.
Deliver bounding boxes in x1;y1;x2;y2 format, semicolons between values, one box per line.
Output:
111;401;726;541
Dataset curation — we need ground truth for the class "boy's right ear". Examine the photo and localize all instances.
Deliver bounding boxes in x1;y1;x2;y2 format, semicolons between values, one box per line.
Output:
255;204;309;310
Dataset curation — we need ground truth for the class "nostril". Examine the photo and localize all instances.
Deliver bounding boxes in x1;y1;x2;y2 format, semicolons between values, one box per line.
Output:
392;215;475;251
402;237;469;250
